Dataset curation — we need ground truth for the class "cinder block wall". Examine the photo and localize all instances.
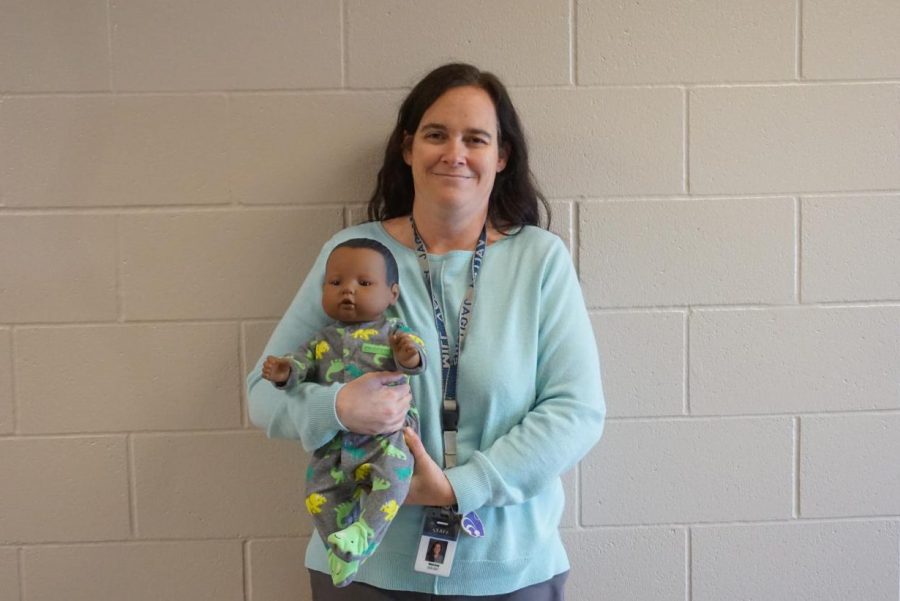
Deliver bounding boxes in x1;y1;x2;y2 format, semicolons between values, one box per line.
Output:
1;1;898;600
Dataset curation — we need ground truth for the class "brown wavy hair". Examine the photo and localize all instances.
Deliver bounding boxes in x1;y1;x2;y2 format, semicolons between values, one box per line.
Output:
366;63;549;231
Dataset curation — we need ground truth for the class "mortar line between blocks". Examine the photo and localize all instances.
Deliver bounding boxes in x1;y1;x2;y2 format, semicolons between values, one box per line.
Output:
10;327;18;434
105;0;115;92
115;214;124;322
794;416;801;518
796;197;803;304
684;310;691;415
683;87;691;195
796;0;804;80
340;0;348;88
128;433;139;538
243;539;251;601
572;201;581;275
686;527;692;601
238;322;249;428
17;546;25;601
569;0;577;86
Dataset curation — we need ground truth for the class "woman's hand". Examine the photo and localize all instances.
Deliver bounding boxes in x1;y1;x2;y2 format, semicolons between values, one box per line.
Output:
403;427;457;507
334;371;411;435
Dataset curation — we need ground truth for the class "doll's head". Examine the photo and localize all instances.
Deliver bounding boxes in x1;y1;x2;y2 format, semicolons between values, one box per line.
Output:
322;239;400;324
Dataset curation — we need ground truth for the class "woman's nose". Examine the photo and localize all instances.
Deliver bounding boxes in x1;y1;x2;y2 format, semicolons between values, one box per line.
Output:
441;139;466;165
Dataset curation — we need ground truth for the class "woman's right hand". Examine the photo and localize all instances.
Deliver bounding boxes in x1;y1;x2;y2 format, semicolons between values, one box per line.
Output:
335;371;411;434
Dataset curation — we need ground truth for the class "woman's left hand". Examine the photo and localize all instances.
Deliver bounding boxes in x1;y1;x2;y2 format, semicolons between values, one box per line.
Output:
403;427;457;507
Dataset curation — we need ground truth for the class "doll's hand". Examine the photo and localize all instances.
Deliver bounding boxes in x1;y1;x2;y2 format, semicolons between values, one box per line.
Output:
261;355;292;385
390;333;421;369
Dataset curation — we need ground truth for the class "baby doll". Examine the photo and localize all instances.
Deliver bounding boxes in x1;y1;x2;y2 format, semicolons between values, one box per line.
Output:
262;238;426;587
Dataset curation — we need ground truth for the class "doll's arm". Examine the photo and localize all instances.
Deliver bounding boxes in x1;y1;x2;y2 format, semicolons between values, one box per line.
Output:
389;322;427;375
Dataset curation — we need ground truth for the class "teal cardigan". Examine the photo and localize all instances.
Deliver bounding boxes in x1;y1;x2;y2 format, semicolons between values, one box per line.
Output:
247;222;605;595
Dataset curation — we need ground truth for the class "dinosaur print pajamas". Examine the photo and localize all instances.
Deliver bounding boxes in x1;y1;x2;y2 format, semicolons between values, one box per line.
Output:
277;316;425;586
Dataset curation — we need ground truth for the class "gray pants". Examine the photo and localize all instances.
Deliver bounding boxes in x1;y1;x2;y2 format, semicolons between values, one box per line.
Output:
309;569;568;601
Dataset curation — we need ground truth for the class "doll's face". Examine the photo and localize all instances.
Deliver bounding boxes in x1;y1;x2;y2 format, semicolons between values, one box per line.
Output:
322;247;399;324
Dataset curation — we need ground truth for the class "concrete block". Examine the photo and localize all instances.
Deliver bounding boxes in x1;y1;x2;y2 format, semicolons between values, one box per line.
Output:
562;527;685;601
547;200;573;253
0;0;109;92
804;0;900;79
691;307;900;414
693;521;899;601
247;538;312;601
0;437;129;543
110;0;340;91
577;0;795;84
801;414;900;518
0;95;228;208
579;198;795;307
0;330;11;434
243;320;278;374
15;323;241;433
515;88;684;197
132;432;310;538
582;419;793;525
802;195;900;302
23;541;243;601
228;93;401;206
119;208;343;320
0;215;117;323
591;311;684;417
691;84;900;194
0;548;18;601
346;0;569;87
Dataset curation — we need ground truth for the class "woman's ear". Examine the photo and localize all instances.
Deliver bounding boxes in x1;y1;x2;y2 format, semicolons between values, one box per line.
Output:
402;132;413;166
497;143;509;172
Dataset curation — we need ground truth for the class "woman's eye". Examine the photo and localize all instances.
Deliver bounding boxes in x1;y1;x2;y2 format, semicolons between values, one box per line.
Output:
468;137;488;145
424;131;443;140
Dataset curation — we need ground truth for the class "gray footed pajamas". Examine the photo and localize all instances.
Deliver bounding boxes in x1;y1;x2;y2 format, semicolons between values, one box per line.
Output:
278;316;426;587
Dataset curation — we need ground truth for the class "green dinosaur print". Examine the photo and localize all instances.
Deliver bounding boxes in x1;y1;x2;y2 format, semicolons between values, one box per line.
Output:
306;465;314;482
346;364;364;379
371;477;391;491
379;438;407;460
325;359;344;382
330;467;345;484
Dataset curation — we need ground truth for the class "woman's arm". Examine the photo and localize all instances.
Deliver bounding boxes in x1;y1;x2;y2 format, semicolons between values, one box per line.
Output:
443;239;607;515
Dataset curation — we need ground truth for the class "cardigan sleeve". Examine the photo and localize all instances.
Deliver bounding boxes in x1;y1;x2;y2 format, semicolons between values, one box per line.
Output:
246;241;347;452
444;238;606;514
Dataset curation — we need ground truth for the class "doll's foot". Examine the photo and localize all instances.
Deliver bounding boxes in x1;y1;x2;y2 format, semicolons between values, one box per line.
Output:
327;549;359;587
327;519;375;559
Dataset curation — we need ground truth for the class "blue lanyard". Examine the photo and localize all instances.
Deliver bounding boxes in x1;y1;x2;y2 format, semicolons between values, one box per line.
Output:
410;216;488;537
410;216;486;427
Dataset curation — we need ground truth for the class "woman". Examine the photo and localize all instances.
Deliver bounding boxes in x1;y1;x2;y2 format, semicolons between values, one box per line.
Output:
248;63;605;600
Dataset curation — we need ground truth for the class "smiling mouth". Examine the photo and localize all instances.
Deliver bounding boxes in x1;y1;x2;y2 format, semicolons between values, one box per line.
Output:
433;173;473;179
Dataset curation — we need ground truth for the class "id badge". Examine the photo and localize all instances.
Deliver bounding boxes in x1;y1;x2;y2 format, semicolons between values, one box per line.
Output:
414;507;459;577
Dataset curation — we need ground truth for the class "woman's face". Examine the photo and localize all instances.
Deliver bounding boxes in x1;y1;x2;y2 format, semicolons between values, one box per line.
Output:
403;86;507;217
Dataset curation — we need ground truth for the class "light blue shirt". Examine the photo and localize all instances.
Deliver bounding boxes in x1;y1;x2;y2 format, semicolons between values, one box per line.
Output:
248;222;605;595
